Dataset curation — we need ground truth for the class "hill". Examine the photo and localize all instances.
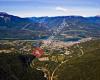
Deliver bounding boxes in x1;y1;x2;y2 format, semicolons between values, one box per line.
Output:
0;53;47;80
54;39;100;80
0;39;100;80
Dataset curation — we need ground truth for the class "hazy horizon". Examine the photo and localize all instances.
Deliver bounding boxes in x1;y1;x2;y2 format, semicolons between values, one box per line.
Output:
0;0;100;17
1;11;100;18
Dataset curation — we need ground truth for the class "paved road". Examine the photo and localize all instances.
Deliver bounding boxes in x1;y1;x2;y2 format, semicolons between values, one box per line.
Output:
51;43;84;80
51;60;69;80
76;44;84;56
36;67;51;80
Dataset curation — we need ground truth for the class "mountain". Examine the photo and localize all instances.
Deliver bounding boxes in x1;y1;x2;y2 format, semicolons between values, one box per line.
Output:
0;12;100;40
0;12;48;39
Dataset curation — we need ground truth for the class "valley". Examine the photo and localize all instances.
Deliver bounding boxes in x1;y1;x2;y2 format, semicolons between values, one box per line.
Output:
0;38;100;80
0;12;100;80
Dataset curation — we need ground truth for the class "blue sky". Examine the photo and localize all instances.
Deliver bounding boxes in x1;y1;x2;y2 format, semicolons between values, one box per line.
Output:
0;0;100;17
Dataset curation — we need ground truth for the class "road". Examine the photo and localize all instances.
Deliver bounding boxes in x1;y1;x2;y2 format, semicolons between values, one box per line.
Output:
36;67;51;80
76;44;84;56
50;60;69;80
51;43;84;80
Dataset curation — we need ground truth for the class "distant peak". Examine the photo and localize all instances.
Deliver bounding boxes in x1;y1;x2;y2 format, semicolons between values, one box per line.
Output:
95;15;100;17
0;12;9;16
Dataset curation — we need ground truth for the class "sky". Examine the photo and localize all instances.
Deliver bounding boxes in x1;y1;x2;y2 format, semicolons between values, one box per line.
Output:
0;0;100;17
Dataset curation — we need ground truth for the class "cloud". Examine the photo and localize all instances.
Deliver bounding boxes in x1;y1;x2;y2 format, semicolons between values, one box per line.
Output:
55;6;76;13
55;6;81;13
55;7;68;12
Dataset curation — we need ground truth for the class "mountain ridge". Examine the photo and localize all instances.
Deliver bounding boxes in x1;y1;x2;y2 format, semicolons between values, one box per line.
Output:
0;12;100;40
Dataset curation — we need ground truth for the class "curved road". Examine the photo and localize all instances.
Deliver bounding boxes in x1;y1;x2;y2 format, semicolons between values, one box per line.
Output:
36;67;51;80
51;43;84;80
51;60;69;80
